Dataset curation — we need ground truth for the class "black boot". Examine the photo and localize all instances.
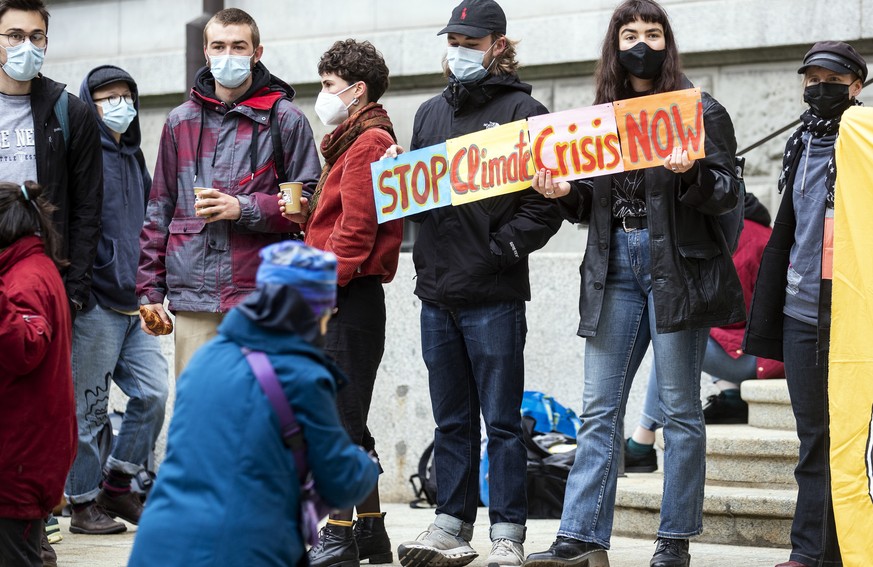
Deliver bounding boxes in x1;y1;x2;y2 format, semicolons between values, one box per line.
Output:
308;523;360;567
353;513;393;564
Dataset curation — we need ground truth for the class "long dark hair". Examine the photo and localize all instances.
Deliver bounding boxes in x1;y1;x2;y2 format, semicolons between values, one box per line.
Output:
0;181;68;269
594;0;683;104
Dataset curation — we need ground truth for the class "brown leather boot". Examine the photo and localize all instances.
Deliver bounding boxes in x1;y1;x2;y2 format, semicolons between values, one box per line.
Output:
70;502;126;535
96;488;144;525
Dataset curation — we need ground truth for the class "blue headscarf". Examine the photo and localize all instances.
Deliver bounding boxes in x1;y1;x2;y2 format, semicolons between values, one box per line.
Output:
256;241;337;318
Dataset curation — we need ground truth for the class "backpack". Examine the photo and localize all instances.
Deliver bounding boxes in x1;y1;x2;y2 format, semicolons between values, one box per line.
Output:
408;441;438;508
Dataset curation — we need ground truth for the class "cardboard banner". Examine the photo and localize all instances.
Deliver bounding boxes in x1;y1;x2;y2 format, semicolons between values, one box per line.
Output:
445;120;534;206
613;88;705;171
528;103;624;182
829;106;873;567
371;143;451;223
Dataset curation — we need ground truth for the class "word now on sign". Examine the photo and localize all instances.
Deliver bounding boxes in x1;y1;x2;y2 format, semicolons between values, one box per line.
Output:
372;88;705;223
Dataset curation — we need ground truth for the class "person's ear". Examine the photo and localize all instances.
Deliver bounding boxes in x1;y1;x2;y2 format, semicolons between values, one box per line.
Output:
850;78;863;99
491;36;507;58
251;44;264;66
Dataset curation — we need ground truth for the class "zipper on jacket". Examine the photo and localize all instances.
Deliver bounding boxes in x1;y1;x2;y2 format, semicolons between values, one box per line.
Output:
799;135;812;198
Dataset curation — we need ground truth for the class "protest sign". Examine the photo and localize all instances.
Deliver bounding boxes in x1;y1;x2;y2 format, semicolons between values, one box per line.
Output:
371;143;451;223
528;103;624;182
613;88;705;171
445;120;535;206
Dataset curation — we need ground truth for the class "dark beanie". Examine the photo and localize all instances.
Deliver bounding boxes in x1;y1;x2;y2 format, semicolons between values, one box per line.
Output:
87;65;135;93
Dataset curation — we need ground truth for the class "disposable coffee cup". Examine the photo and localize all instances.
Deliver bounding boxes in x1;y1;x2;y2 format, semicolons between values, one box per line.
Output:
280;181;304;214
193;186;208;203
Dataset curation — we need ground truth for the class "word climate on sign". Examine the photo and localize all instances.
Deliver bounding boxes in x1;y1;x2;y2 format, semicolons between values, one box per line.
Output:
446;119;535;206
528;103;624;182
614;88;706;171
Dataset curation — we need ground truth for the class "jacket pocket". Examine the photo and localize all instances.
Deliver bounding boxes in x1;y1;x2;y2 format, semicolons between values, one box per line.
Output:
678;240;722;313
166;218;207;294
238;159;276;187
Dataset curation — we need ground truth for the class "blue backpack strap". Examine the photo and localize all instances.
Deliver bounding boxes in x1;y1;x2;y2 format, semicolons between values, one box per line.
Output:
53;91;70;149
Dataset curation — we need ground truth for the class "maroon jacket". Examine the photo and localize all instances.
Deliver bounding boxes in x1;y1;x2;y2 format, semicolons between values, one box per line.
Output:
0;236;76;520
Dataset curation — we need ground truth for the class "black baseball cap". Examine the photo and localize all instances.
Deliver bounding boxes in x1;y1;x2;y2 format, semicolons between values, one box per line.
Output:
438;0;506;38
797;41;868;83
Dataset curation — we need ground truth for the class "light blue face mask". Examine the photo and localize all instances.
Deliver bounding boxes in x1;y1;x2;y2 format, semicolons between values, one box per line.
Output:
446;42;496;83
101;99;137;134
209;54;252;89
1;41;45;82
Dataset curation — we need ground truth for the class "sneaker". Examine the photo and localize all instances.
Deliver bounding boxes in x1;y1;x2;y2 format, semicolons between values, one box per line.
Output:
650;537;689;567
524;537;609;567
487;539;524;567
45;515;62;544
397;524;478;567
624;438;657;473
702;392;748;424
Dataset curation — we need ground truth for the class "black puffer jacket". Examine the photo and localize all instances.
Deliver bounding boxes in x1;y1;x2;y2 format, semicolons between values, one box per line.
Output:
31;75;104;309
558;84;745;335
409;74;563;306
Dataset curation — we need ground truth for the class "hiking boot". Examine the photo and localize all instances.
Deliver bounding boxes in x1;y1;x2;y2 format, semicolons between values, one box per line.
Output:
487;539;524;567
309;523;360;567
397;523;478;567
45;515;62;544
69;502;126;535
96;488;144;525
650;538;689;567
702;392;748;424
524;537;609;567
624;438;657;473
354;513;393;564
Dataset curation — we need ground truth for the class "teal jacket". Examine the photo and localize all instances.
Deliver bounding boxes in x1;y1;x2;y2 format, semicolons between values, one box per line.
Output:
128;308;378;566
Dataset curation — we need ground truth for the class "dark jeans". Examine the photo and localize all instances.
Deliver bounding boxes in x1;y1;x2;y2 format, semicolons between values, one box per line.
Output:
420;300;527;541
325;276;386;459
783;315;841;566
0;518;42;567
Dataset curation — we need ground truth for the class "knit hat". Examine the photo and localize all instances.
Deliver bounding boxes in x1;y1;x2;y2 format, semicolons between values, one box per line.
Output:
797;41;868;83
87;65;136;93
256;241;337;318
438;0;506;38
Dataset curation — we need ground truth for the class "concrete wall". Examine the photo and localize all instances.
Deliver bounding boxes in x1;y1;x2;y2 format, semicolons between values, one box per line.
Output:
55;0;873;502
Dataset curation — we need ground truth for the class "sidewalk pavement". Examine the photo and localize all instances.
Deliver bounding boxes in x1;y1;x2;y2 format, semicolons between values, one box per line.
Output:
51;502;790;566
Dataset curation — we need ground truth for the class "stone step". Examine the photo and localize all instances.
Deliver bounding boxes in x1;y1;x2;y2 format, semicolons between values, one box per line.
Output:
742;379;795;431
614;473;795;547
704;425;798;487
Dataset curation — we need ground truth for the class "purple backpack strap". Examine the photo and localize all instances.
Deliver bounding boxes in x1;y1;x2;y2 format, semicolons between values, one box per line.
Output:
242;348;308;479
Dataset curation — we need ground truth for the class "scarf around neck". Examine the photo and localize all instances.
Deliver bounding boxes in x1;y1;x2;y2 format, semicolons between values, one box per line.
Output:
308;102;396;213
778;101;862;206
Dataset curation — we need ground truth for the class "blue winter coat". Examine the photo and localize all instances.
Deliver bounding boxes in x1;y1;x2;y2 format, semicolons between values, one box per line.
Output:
128;308;379;567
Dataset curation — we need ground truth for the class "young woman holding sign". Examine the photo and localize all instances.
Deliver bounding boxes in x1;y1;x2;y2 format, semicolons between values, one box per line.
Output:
524;1;743;566
744;41;867;567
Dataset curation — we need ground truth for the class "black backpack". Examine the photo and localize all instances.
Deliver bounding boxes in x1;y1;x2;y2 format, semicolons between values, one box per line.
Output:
408;441;438;508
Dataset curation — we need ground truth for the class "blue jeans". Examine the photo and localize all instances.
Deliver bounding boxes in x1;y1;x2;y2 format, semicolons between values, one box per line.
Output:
66;303;170;503
640;336;757;430
559;228;707;548
782;315;841;566
420;300;527;543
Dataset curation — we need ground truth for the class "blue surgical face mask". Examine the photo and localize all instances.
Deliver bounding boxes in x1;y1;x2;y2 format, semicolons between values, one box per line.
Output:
209;54;252;89
446;42;496;83
101;99;137;134
1;41;45;82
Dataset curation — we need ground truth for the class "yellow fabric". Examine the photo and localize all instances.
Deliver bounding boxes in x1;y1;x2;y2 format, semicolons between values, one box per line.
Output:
829;106;873;567
326;519;353;527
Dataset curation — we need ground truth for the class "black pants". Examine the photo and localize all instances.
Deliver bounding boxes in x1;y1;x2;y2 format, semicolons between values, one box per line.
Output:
783;315;841;566
0;518;42;567
325;276;386;461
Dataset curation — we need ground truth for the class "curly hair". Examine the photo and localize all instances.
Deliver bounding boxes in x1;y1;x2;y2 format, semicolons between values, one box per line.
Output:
0;180;68;269
318;39;390;103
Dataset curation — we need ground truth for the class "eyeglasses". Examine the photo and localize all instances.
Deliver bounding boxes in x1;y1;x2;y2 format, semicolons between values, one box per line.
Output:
93;94;136;107
0;32;47;48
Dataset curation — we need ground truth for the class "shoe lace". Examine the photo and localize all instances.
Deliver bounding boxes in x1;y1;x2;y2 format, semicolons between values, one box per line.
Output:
491;539;523;561
654;538;686;556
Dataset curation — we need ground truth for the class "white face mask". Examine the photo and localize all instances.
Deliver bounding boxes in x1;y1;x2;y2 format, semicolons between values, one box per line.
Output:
101;99;137;134
314;82;357;127
1;41;45;82
209;54;252;89
446;42;495;83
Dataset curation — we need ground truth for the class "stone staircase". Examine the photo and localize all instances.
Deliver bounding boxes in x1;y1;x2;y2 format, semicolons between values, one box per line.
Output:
613;379;798;547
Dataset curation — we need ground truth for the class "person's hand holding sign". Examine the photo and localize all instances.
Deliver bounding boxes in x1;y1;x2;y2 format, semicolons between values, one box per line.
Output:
664;145;696;175
380;144;405;160
532;168;572;199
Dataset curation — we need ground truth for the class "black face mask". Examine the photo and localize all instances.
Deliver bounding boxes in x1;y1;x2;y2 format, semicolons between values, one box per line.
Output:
618;41;667;81
804;82;853;119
